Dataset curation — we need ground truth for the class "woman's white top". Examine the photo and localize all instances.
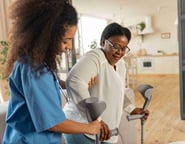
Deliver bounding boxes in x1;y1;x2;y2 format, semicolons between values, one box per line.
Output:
64;48;135;143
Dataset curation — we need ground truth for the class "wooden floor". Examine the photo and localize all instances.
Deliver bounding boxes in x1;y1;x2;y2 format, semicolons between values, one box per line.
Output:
130;74;185;144
2;74;185;143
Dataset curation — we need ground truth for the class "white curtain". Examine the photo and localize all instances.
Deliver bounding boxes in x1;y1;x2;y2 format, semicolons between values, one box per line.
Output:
0;0;12;41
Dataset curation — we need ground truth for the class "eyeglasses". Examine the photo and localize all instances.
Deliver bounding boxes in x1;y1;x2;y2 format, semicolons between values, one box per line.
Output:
106;39;130;53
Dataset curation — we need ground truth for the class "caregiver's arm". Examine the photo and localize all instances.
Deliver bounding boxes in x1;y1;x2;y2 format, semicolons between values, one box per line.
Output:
49;119;101;135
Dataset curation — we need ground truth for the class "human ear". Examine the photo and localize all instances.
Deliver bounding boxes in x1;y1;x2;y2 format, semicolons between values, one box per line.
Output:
101;40;105;47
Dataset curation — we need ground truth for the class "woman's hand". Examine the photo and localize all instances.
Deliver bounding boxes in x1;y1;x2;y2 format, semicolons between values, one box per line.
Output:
59;76;96;89
130;108;150;120
88;76;96;89
88;120;101;135
99;120;111;141
59;80;66;89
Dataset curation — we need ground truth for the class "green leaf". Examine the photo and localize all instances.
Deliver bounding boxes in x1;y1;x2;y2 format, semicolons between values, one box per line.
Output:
136;22;145;31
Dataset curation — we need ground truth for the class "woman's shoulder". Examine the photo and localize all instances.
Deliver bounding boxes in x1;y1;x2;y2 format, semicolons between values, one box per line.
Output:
12;61;49;78
84;48;106;61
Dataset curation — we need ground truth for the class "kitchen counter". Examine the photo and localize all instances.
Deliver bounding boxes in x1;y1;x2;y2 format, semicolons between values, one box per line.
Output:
137;53;178;57
136;55;179;74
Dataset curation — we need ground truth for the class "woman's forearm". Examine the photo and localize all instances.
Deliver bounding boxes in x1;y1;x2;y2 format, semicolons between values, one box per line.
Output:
49;119;100;135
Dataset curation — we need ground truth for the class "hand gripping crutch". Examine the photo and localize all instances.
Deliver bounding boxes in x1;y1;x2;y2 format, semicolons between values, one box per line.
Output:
127;84;154;144
80;97;119;144
84;97;106;144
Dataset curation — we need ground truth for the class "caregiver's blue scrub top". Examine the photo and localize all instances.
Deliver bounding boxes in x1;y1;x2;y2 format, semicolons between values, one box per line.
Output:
3;61;66;144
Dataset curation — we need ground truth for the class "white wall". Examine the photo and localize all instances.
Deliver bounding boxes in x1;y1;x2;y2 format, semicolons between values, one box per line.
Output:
73;0;178;56
1;0;178;55
125;7;178;55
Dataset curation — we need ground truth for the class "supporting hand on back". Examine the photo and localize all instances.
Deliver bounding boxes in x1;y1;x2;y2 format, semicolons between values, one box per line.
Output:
88;76;97;89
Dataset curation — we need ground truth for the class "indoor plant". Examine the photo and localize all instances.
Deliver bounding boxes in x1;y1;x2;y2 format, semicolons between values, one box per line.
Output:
0;40;9;101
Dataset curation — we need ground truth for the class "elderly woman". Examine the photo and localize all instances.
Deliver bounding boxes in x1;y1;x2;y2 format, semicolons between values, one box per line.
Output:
63;22;149;144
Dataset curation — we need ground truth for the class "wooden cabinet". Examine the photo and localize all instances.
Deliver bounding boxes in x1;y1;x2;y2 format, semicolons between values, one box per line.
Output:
137;55;179;74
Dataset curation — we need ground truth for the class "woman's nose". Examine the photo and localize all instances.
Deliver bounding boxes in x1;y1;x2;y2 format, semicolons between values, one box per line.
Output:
116;49;124;55
66;41;73;50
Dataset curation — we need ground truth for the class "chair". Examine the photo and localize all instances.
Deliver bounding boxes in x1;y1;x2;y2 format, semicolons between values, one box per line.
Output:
0;93;4;104
0;82;5;104
0;101;8;143
124;53;138;88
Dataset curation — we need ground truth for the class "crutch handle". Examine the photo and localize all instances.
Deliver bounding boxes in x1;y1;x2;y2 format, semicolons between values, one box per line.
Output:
127;114;144;121
111;128;119;136
95;128;119;144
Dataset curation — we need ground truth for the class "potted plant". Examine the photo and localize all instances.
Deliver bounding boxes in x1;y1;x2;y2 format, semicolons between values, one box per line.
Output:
0;40;9;101
136;22;145;34
88;40;98;49
136;22;146;41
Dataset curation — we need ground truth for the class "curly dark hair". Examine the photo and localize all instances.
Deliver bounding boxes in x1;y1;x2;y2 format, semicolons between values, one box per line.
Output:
6;0;78;76
100;22;131;46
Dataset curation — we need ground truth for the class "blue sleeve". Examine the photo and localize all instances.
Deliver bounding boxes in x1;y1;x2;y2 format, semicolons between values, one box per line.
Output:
22;65;66;132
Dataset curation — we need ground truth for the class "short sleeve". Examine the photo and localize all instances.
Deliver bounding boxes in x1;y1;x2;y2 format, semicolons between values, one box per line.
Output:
22;65;66;132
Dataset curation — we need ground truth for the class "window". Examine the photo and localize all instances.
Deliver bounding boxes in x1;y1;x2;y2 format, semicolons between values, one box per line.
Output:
75;15;108;56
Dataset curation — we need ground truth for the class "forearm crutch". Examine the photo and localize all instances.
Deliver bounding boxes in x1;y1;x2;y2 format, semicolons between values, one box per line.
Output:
81;97;119;144
127;84;154;144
